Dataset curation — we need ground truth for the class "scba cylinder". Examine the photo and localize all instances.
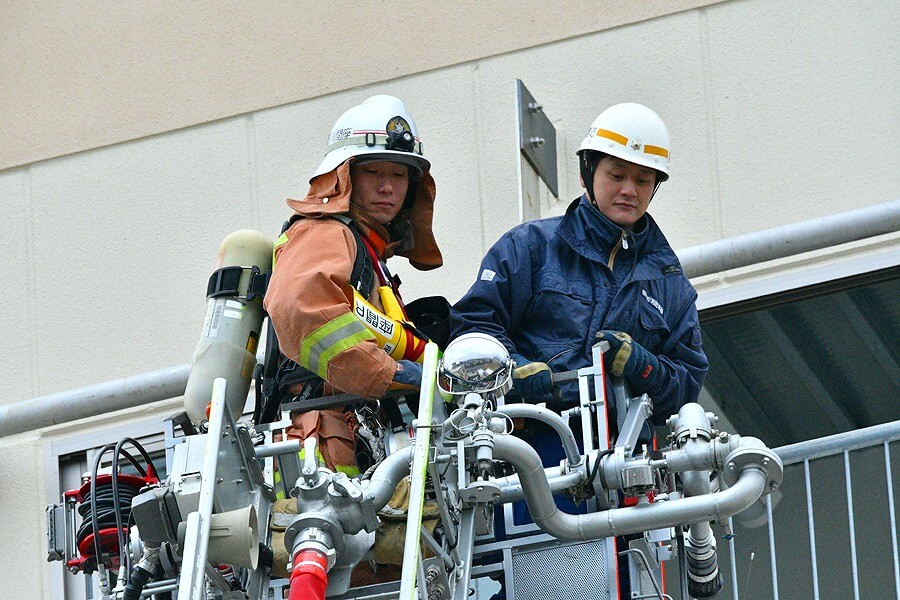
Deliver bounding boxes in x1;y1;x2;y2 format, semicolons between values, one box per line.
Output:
184;230;273;424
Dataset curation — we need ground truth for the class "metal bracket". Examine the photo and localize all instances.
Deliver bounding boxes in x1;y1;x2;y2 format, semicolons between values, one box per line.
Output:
516;79;558;198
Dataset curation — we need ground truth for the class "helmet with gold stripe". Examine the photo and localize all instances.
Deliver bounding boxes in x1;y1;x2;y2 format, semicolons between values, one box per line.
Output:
577;103;670;198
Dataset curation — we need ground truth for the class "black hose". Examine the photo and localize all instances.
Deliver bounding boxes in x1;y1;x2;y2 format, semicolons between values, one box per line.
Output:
86;444;115;572
75;484;141;545
76;438;159;576
75;479;143;576
112;438;159;579
585;449;614;497
122;565;153;600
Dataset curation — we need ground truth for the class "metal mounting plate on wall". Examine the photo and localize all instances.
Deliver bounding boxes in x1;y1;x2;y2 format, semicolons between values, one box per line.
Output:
516;79;558;198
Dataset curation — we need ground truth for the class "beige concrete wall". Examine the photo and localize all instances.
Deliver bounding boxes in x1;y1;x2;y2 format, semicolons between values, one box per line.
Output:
1;0;898;597
1;0;721;170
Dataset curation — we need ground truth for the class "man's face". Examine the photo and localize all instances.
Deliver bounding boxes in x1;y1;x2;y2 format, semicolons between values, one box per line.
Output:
589;155;657;227
350;160;410;225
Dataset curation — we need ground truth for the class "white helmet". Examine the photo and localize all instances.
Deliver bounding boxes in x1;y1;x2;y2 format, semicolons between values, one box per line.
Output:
312;94;429;180
577;102;670;182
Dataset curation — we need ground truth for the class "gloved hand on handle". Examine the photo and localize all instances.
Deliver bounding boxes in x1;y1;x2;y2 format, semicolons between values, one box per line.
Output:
596;330;660;386
392;360;423;388
510;353;553;399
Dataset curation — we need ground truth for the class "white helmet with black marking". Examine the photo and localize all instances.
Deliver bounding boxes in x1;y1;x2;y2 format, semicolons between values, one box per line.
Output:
312;94;429;180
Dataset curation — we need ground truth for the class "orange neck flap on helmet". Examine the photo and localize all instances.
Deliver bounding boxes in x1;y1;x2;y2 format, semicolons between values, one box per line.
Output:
286;159;442;270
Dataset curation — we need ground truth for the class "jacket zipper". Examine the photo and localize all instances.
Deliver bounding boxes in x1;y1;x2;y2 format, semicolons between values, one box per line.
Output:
607;230;629;269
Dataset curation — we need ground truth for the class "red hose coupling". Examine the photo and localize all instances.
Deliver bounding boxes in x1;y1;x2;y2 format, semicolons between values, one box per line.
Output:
289;549;329;600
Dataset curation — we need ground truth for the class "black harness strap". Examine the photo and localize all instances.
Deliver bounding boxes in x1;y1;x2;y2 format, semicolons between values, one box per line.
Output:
207;266;269;301
257;215;375;423
285;214;375;294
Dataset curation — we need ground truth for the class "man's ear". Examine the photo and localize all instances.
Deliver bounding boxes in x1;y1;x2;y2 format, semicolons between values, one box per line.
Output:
578;171;585;189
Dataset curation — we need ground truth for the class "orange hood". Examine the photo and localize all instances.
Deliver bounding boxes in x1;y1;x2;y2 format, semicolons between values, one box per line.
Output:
285;160;442;270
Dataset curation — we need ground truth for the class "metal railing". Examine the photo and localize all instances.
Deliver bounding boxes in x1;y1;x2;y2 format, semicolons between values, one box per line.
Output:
4;201;898;440
723;420;900;600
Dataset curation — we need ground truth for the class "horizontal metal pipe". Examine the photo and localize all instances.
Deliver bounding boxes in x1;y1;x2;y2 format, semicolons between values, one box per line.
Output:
678;200;900;279
496;468;585;502
254;439;302;460
493;434;767;541
140;579;179;594
5;203;895;438
493;404;583;467
0;364;190;438
776;419;900;465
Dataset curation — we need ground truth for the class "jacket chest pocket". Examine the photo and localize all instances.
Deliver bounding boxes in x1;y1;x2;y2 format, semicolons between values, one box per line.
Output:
528;271;594;348
637;300;671;352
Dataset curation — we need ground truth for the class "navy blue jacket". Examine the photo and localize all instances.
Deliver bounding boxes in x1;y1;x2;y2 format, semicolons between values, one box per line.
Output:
451;196;708;426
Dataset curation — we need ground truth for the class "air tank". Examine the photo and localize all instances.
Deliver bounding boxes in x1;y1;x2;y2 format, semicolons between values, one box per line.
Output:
183;230;273;424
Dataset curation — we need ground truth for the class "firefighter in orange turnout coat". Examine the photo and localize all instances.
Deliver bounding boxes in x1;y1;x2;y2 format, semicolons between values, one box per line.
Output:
264;95;442;478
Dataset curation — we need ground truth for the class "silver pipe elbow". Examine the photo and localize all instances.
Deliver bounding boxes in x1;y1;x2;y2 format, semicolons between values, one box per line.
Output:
493;434;773;541
363;446;414;509
494;404;582;468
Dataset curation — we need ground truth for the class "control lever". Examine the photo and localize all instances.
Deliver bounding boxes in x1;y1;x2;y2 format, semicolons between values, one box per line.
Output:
550;341;610;386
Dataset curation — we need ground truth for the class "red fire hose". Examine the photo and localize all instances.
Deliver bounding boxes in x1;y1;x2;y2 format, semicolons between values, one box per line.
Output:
289;549;329;600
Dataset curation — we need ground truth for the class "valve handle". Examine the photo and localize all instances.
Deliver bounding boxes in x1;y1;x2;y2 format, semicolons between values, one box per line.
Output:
301;437;320;486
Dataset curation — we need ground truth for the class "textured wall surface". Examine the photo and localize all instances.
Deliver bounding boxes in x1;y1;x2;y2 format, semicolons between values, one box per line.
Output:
1;0;898;597
0;0;722;170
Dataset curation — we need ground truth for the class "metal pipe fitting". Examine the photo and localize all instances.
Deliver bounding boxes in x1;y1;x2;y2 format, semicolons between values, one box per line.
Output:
496;469;585;502
668;402;715;444
684;527;723;598
289;527;335;570
363;446;414;509
493;434;772;541
493;404;583;467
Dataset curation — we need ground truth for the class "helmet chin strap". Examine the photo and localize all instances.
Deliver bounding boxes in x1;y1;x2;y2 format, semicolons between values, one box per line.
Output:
580;152;600;207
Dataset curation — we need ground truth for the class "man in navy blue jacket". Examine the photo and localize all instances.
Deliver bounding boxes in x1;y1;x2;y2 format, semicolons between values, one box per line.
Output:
451;102;708;596
451;101;707;433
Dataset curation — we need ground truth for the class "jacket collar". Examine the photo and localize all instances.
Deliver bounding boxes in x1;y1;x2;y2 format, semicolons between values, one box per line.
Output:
557;195;645;262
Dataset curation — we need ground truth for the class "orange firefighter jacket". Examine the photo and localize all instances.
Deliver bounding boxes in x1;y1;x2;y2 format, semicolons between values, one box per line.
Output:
263;160;441;400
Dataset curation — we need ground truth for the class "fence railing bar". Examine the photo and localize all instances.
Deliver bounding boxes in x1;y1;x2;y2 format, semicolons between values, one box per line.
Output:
767;494;779;600
844;451;860;600
728;516;740;600
804;459;820;600
885;442;900;600
776;421;900;465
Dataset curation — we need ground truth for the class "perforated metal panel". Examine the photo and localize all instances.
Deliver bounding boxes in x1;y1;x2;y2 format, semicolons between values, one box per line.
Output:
510;540;616;599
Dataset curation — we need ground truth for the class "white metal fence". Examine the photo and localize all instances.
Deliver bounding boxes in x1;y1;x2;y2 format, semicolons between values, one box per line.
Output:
715;421;900;600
